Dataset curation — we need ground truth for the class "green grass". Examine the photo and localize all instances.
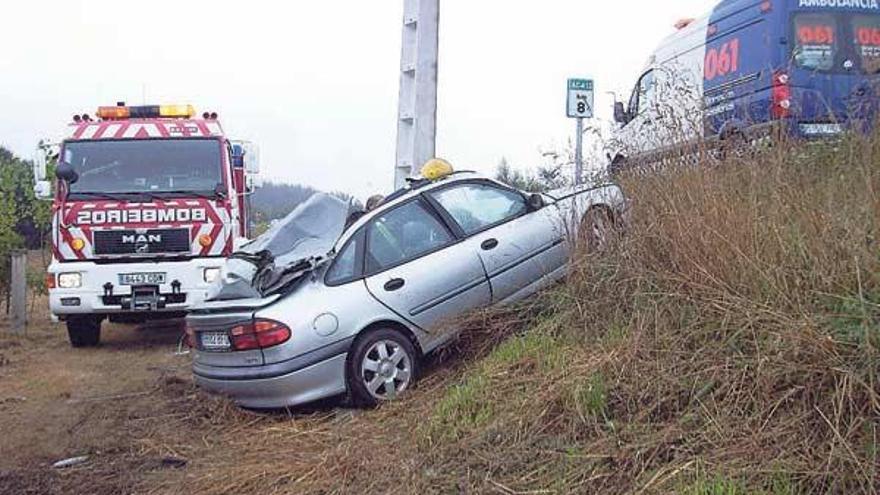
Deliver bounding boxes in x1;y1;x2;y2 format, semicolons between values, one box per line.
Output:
679;469;799;495
826;291;880;348
569;372;607;420
422;331;574;443
423;374;493;442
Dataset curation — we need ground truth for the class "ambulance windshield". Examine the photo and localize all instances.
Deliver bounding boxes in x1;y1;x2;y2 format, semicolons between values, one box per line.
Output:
792;12;880;74
63;139;223;198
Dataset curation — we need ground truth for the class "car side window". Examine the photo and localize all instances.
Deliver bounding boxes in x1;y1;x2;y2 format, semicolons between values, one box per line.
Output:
430;183;527;235
365;200;453;274
325;231;363;285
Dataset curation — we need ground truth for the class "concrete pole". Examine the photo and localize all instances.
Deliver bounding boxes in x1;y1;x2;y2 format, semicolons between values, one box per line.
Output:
9;250;27;334
394;0;440;189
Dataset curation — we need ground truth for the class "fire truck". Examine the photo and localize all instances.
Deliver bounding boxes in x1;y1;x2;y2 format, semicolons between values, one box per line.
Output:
34;103;260;347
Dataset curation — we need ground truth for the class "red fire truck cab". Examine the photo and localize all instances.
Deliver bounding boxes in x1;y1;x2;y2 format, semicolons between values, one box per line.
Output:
35;104;260;347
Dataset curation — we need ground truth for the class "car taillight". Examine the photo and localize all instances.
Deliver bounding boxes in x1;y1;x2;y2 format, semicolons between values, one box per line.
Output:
230;319;291;351
772;70;791;119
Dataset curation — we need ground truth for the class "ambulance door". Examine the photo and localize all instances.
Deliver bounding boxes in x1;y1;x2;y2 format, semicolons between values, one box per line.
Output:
616;70;657;160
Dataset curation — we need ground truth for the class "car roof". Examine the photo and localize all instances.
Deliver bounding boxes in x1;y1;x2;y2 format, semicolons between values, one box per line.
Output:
334;171;490;250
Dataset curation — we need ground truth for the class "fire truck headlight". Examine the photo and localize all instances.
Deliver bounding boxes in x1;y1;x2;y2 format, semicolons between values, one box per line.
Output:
58;273;82;289
71;238;86;251
203;268;221;284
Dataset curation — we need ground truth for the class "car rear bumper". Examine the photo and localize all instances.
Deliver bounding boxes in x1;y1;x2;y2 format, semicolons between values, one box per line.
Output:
193;353;349;409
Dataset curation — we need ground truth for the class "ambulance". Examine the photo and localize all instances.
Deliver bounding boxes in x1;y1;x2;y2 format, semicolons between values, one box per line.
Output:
34;104;260;347
610;0;880;166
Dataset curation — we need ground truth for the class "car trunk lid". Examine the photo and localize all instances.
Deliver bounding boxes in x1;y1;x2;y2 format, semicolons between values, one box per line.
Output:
188;310;263;368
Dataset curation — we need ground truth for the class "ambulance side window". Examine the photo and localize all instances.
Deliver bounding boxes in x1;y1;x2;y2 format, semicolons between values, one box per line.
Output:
627;70;655;120
627;83;640;121
637;71;655;114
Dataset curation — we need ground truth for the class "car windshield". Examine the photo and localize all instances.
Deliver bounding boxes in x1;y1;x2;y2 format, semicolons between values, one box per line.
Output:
62;139;223;197
792;12;880;74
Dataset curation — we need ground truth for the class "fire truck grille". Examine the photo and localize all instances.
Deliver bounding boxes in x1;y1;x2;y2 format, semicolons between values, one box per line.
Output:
93;228;191;256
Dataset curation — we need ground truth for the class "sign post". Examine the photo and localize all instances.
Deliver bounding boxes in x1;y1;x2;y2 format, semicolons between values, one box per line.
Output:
566;78;594;185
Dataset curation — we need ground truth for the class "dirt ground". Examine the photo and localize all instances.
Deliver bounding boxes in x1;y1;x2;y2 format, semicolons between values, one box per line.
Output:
0;302;196;493
0;297;463;495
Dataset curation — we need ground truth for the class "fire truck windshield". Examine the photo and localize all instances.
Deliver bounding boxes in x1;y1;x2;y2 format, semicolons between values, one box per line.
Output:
62;139;223;198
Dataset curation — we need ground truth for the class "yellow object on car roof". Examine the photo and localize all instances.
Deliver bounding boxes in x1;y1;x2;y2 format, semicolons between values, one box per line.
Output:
421;158;454;181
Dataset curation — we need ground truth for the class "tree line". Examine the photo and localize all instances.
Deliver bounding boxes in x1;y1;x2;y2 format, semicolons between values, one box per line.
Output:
0;146;52;309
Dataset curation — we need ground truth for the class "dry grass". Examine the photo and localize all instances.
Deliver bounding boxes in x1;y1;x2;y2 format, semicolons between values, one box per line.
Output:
158;135;878;494
1;135;878;494
389;135;880;494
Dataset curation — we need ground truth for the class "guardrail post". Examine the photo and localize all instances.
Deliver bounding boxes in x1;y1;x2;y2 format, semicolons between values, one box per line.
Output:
9;250;27;334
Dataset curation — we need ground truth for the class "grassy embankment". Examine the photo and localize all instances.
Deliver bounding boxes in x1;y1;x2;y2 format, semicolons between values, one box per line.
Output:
409;135;880;493
182;135;878;494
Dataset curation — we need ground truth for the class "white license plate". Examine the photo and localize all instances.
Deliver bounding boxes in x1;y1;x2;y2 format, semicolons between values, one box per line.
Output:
200;332;231;351
119;272;166;286
799;123;843;136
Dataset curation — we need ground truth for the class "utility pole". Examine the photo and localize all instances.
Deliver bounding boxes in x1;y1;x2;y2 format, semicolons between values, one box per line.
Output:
394;0;440;189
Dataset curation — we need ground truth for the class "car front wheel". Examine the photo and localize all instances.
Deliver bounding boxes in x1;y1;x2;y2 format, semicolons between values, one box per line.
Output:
580;207;614;253
347;328;418;407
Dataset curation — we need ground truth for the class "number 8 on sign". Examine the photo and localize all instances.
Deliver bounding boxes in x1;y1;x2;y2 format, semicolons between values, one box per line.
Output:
567;79;595;119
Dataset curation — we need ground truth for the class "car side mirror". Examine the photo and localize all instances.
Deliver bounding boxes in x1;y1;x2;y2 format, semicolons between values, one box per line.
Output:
55;162;78;184
527;193;545;211
613;102;627;124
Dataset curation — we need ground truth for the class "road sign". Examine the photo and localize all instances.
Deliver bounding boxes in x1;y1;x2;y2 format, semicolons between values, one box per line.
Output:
567;78;594;119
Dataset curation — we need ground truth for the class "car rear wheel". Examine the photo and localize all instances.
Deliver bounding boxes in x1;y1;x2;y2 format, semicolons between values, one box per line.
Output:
346;328;418;407
67;316;102;347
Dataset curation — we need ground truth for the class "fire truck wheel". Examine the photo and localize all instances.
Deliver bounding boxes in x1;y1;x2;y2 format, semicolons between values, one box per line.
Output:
67;317;102;348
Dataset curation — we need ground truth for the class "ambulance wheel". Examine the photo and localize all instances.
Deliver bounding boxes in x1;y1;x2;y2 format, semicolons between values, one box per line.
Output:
67;316;102;347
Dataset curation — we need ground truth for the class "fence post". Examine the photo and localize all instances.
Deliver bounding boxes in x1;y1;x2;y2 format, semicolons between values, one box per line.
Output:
9;250;27;334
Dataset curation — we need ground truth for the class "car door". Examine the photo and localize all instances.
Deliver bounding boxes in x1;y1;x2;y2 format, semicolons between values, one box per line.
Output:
363;198;491;332
427;181;566;303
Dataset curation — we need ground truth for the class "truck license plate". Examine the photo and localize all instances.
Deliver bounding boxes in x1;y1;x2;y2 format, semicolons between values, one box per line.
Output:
119;272;166;286
200;332;231;351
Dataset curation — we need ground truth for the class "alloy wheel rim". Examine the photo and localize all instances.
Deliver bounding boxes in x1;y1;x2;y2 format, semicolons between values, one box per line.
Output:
361;339;412;401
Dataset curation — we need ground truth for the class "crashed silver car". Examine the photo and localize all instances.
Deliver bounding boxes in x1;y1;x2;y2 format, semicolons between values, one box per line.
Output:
186;171;626;408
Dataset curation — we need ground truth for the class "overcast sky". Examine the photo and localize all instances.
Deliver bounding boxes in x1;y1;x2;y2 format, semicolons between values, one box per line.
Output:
1;1;715;199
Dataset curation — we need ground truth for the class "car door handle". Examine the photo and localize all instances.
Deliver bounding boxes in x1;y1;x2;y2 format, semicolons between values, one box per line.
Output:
384;278;405;292
481;238;499;251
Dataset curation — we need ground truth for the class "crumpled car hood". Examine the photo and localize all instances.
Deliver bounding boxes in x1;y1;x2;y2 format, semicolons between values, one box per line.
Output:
206;193;356;301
